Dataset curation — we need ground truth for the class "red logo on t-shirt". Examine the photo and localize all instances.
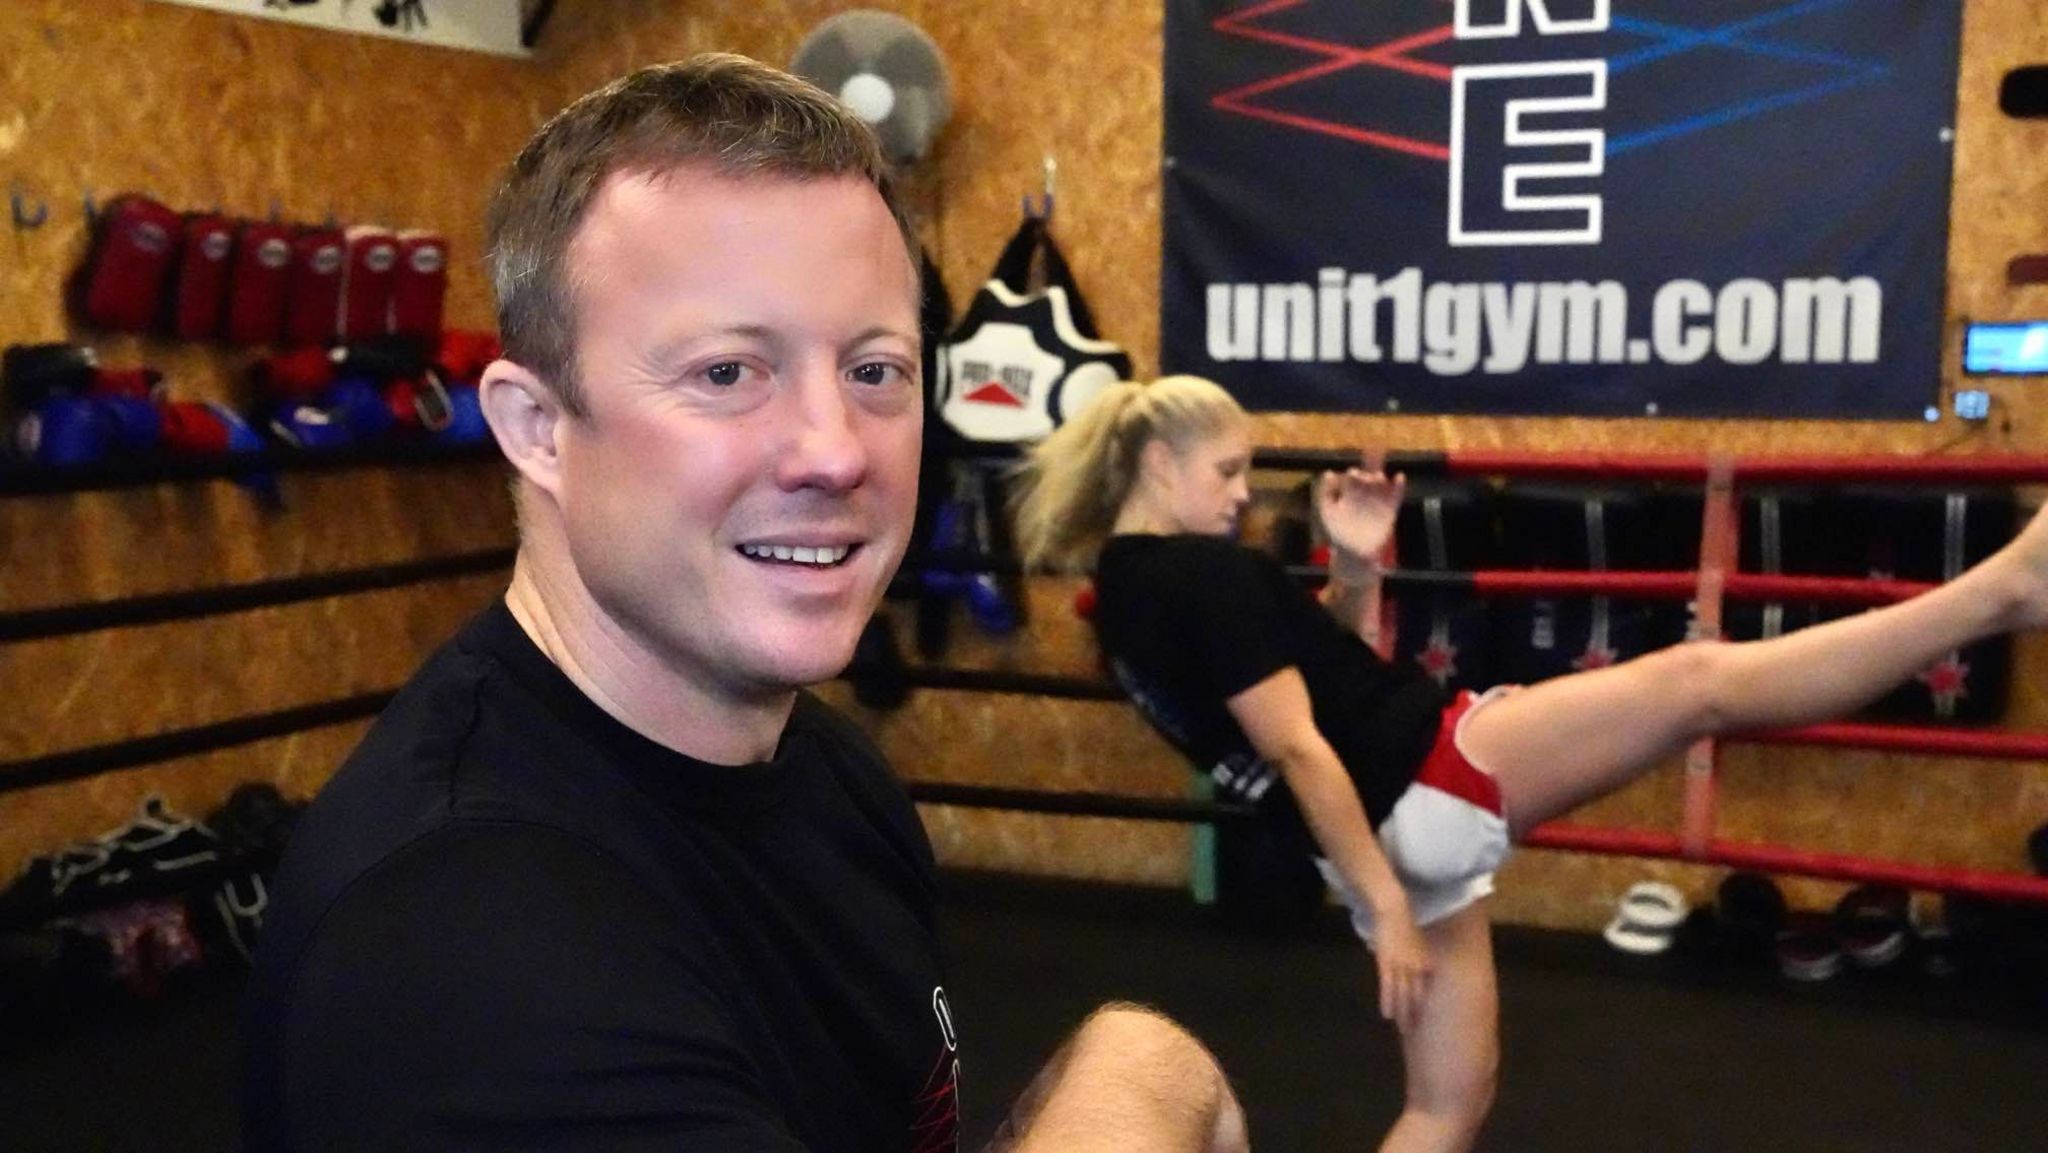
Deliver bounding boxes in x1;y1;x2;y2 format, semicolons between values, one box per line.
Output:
910;986;960;1152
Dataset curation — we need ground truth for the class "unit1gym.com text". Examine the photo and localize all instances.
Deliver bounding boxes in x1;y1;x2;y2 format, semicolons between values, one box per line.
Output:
1204;270;1883;376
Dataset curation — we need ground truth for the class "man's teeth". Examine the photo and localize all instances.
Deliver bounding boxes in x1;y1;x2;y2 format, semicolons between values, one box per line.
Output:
740;543;852;566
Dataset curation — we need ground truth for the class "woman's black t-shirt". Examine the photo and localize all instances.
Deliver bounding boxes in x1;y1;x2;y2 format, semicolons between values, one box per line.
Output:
1092;533;1446;829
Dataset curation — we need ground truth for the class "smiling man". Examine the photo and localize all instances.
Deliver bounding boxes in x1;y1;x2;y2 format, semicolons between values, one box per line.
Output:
239;55;1245;1153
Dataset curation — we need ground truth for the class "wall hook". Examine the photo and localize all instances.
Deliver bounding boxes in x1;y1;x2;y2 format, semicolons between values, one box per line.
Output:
1022;154;1056;221
10;186;48;231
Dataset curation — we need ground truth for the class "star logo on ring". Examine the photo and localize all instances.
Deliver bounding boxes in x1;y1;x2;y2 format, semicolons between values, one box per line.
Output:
1417;634;1459;684
1916;653;1970;717
1574;643;1618;671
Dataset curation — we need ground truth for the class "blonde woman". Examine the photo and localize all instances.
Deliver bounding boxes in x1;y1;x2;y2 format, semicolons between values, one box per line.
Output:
1013;375;2048;1153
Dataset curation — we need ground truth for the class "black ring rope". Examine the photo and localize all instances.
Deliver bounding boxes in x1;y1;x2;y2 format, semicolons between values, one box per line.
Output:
0;441;502;497
0;548;515;643
0;692;393;796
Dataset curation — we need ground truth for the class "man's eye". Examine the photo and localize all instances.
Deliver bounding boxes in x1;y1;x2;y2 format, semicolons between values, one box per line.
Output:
851;362;905;387
705;362;744;387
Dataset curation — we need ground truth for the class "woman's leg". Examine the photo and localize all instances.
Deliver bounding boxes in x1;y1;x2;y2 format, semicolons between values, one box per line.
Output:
1379;902;1499;1153
1461;503;2048;831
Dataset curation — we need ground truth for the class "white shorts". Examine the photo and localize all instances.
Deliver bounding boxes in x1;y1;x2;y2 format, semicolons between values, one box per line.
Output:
1316;686;1516;946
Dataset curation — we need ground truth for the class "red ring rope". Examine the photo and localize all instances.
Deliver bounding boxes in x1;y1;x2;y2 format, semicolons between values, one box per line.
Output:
1455;570;1937;605
1523;822;2048;903
1436;450;2048;484
1278;445;2048;899
1745;722;2048;761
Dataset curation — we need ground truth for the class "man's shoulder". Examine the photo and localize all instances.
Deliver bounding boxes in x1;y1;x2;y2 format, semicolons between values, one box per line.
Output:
788;691;934;872
254;613;625;971
791;691;885;765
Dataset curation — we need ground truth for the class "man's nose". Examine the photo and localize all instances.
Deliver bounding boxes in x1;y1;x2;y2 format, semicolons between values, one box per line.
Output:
775;370;869;493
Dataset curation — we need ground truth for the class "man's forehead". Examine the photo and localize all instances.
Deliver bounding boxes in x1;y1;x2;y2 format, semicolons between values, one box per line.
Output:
562;168;920;353
571;164;916;278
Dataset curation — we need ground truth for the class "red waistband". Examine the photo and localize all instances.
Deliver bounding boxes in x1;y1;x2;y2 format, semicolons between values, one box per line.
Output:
1413;690;1505;817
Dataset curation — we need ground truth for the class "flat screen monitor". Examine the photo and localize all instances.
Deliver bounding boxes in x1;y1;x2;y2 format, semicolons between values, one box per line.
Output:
1963;322;2048;375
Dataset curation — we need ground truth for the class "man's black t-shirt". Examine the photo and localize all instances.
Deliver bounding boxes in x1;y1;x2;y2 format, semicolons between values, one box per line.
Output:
241;602;960;1152
1093;534;1445;829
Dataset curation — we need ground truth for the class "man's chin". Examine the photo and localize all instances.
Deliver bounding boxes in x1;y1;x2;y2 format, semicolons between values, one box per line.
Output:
739;635;866;694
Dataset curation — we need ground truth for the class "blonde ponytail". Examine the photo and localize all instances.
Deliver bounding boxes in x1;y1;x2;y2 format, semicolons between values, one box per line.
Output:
1009;376;1245;572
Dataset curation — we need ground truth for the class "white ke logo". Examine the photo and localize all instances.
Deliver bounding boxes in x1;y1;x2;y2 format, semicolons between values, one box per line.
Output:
1449;1;1611;248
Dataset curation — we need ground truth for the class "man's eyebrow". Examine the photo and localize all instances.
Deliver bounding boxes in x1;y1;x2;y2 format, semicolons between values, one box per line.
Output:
644;324;916;365
847;324;918;347
643;325;778;364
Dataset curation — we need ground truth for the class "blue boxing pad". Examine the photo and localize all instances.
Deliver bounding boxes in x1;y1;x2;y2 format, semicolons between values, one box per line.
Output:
319;376;398;442
95;395;164;452
431;384;490;445
921;500;973;598
20;396;109;466
963;572;1019;634
270;403;353;450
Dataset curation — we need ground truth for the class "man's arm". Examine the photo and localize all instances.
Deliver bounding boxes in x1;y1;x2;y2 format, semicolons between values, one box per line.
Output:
986;1003;1248;1153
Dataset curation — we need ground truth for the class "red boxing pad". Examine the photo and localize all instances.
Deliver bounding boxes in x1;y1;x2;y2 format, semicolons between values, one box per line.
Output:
172;214;236;340
339;225;399;342
159;400;231;455
283;227;346;347
391;230;448;339
225;220;294;345
382;374;454;433
435;329;500;385
257;346;338;403
80;196;181;332
90;367;165;402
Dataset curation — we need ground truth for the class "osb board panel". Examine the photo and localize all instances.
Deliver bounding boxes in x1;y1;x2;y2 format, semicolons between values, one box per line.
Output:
2;0;539;872
474;0;1165;365
0;462;513;612
812;681;1197;885
0;573;505;880
0;574;504;762
0;722;370;884
1950;0;2048;385
0;0;567;403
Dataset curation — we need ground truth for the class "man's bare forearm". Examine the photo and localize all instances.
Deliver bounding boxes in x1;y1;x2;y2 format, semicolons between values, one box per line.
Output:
985;1003;1249;1153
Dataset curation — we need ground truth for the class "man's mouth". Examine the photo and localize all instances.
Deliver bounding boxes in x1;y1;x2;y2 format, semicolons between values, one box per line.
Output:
737;543;859;568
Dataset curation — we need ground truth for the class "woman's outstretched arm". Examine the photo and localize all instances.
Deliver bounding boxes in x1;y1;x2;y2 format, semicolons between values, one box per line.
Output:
1227;668;1434;1030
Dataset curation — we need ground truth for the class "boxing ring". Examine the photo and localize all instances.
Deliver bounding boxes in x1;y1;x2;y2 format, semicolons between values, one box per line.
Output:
901;446;2048;906
3;444;2047;920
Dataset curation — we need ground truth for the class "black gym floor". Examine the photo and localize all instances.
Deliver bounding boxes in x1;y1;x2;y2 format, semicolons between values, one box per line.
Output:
3;870;2044;1151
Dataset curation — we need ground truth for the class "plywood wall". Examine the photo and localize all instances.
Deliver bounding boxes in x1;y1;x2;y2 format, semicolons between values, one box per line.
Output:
3;0;2043;933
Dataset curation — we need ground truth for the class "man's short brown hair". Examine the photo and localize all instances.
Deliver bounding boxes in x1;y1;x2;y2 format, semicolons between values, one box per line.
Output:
484;52;916;414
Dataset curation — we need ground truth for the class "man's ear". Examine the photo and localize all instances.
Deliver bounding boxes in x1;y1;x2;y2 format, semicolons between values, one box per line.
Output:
479;359;566;500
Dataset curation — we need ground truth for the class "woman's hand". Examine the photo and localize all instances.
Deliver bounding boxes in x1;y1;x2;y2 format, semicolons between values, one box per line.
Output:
1317;468;1405;571
1372;900;1434;1032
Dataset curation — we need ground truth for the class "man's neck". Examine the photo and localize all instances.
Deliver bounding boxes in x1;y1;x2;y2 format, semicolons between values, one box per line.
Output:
502;556;795;766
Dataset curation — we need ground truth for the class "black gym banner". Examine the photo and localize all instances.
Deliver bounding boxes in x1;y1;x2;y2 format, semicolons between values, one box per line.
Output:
1160;0;1964;418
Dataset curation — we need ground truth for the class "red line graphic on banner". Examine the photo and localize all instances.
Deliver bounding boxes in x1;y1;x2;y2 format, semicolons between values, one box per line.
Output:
1210;0;1456;162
